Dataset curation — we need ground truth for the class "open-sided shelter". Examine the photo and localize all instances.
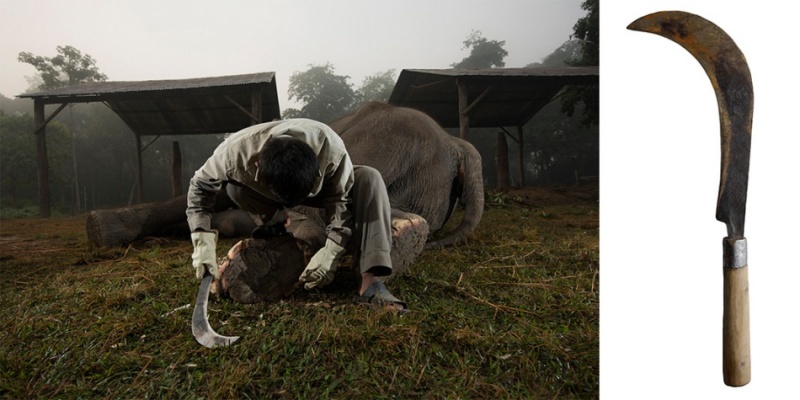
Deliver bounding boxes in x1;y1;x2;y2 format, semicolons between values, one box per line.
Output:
18;72;280;217
388;67;599;186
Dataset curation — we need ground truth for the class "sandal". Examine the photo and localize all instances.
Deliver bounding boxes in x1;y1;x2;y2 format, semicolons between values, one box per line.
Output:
354;281;408;312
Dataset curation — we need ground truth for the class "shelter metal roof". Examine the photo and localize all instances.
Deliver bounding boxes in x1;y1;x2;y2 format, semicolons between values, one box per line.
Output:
388;67;599;128
19;72;281;136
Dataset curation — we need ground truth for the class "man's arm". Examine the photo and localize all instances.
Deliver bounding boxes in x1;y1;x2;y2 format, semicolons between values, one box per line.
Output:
186;145;232;280
321;153;354;246
186;145;231;232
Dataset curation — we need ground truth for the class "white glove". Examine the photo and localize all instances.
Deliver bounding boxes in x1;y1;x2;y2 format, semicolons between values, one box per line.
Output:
299;238;346;289
191;230;219;280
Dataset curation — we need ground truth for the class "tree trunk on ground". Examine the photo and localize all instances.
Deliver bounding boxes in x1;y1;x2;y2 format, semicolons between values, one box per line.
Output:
86;193;235;247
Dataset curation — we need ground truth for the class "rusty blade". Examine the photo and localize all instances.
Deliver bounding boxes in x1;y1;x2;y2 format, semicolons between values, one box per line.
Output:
627;11;753;238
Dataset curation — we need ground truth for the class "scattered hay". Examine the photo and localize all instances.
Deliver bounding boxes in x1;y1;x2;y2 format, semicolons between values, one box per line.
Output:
0;184;598;398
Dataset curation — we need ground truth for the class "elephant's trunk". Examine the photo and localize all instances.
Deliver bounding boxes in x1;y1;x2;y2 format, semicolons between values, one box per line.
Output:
424;143;484;249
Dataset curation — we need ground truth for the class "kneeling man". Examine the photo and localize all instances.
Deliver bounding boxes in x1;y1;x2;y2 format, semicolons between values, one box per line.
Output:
186;118;406;310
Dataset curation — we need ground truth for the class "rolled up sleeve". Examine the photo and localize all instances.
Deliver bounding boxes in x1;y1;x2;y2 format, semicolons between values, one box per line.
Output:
322;153;354;246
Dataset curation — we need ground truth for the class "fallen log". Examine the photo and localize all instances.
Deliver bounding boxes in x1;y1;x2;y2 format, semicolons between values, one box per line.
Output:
86;193;237;248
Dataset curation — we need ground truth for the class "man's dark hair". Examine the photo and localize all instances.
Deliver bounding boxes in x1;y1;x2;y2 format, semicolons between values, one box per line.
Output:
258;136;318;207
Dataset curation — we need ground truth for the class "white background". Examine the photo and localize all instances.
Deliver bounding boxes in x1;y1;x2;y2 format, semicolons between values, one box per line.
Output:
601;1;799;398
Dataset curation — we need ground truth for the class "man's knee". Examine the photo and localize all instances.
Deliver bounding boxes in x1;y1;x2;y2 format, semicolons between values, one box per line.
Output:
354;165;384;188
224;183;248;210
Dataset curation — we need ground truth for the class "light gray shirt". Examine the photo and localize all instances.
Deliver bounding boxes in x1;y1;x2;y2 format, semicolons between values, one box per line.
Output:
186;118;354;244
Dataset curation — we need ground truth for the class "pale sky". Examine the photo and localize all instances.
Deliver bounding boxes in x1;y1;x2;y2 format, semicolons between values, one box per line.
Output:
0;0;586;109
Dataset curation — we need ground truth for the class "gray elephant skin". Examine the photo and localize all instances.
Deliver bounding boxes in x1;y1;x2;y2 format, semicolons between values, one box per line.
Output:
329;101;484;249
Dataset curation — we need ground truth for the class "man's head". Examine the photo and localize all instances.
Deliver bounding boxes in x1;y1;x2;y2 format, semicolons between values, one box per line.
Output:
257;135;318;207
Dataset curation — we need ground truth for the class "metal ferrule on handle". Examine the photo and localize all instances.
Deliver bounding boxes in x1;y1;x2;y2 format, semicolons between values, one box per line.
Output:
723;238;747;269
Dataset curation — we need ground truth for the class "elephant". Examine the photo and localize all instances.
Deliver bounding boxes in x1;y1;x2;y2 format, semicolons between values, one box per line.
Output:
329;101;484;249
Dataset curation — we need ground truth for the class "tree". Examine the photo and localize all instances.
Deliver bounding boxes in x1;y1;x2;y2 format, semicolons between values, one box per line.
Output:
525;39;583;68
0;111;71;209
354;70;396;105
560;0;599;126
0;112;36;207
18;45;109;214
569;0;599;67
285;63;355;123
451;30;508;69
18;45;107;91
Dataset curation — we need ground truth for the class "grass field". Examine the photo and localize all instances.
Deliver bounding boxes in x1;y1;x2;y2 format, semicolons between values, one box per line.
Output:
0;184;598;399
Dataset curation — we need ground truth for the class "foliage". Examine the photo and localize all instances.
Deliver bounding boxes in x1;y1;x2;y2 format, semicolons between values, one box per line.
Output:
287;63;356;123
18;45;108;91
451;30;508;69
15;45;109;215
526;101;598;184
0;112;36;207
0;93;33;113
285;66;397;122
560;0;599;127
461;97;597;187
0;111;72;210
569;0;599;67
354;70;396;105
0;186;598;398
525;40;583;68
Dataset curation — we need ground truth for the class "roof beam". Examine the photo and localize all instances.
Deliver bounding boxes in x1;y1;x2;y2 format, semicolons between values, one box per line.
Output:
153;99;187;135
461;85;494;116
34;102;69;135
224;94;259;124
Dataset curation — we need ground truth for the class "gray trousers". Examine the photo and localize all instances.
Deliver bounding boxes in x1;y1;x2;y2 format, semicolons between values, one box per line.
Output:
225;165;393;276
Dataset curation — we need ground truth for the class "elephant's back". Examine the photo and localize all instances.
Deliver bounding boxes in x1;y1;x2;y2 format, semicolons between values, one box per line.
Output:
338;102;451;157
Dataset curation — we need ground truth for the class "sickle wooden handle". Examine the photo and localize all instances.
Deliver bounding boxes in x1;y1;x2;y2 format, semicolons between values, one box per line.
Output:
723;265;750;386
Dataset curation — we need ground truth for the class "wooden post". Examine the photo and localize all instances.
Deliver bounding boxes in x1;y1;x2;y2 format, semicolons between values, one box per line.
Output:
517;125;525;187
34;100;51;218
496;132;509;188
134;132;143;204
457;79;469;141
171;141;182;197
251;91;262;125
69;105;81;214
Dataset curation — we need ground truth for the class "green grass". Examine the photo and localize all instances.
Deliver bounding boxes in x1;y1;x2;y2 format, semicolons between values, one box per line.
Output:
0;186;598;399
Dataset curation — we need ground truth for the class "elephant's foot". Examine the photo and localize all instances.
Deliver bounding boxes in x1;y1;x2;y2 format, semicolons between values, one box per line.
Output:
212;211;428;304
384;211;429;282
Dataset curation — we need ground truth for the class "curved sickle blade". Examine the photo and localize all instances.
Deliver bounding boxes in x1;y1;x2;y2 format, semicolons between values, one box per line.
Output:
192;273;240;348
628;11;753;238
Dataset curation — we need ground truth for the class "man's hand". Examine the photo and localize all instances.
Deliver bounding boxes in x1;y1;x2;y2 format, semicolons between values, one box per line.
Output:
299;238;346;289
191;230;219;280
